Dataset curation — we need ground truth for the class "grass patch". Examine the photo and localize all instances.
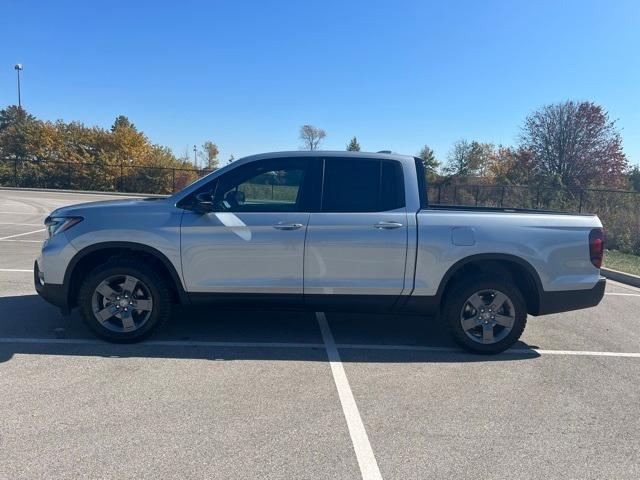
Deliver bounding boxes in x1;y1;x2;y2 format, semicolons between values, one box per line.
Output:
604;250;640;276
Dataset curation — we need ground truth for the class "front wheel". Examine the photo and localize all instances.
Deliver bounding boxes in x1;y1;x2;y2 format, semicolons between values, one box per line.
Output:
443;276;527;354
78;258;172;343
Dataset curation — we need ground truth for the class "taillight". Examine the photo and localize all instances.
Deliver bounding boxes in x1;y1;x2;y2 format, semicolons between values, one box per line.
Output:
589;228;604;268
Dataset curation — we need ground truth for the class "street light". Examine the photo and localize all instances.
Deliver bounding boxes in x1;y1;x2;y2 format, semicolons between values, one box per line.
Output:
14;64;23;108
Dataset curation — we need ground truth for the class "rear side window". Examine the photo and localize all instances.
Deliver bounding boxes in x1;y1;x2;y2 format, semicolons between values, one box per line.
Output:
321;158;405;212
380;161;405;211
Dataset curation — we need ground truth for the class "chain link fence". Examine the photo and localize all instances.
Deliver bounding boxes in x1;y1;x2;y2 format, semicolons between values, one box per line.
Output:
0;157;212;195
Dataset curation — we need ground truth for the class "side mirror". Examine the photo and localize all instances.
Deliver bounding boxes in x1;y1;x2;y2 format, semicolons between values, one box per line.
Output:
194;191;214;213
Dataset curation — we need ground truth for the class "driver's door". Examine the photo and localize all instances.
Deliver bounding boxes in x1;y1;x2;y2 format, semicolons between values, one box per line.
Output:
180;157;316;305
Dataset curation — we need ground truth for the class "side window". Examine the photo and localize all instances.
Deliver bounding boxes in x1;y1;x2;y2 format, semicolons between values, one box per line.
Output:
380;161;405;211
321;158;405;212
213;158;309;212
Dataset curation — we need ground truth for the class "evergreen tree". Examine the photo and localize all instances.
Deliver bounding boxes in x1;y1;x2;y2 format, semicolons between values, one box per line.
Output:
111;115;136;132
346;136;361;151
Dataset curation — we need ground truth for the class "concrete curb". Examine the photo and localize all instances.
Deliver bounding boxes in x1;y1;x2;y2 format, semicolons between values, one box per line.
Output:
0;186;168;198
601;267;640;288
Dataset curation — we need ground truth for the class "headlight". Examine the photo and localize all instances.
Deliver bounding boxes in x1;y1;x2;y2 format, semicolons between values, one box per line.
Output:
44;216;83;239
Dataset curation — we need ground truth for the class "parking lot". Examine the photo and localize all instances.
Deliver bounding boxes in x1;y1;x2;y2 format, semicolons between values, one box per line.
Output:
0;188;639;479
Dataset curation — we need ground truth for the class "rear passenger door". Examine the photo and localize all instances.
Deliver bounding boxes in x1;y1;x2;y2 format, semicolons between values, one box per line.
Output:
304;157;408;310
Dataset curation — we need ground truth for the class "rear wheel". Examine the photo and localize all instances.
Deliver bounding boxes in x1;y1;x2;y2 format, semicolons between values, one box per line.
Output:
78;258;172;342
443;276;527;354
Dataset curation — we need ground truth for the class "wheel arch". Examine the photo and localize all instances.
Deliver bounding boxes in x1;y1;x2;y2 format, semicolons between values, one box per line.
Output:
64;242;189;310
436;253;543;315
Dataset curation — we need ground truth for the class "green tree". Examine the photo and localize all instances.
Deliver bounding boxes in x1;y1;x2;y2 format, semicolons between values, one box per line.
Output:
443;140;495;178
111;115;136;132
0;105;36;131
628;165;640;192
346;137;361;151
416;145;439;180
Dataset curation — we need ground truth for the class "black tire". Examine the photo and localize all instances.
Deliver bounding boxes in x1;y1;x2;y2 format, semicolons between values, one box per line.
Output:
78;257;172;343
443;275;527;354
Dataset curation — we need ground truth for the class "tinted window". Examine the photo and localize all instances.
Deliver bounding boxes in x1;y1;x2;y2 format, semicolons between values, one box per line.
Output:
213;158;309;212
380;161;405;211
321;158;405;212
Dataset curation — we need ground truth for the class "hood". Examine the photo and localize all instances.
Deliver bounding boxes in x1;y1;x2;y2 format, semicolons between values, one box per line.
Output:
50;197;169;217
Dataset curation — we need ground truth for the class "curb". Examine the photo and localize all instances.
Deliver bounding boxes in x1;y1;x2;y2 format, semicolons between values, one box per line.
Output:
601;267;640;288
0;186;168;198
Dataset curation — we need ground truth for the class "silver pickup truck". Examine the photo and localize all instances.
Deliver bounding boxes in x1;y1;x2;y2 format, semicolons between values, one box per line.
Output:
35;151;606;353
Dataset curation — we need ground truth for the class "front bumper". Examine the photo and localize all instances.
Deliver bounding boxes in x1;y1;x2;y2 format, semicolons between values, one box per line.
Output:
535;277;606;315
34;261;70;314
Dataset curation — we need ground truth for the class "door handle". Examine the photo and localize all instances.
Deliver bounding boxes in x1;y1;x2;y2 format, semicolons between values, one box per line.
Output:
273;222;304;231
374;221;403;229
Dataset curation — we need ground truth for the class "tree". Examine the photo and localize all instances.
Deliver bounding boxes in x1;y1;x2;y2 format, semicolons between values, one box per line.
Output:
111;115;136;132
487;146;537;185
519;101;627;187
628;165;640;192
443;140;478;177
201;141;220;170
346;137;361;151
0;105;36;131
416;145;439;179
299;124;326;150
443;140;496;178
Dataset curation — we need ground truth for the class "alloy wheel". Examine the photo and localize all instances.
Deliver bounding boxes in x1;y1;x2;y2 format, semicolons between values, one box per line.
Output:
91;274;154;333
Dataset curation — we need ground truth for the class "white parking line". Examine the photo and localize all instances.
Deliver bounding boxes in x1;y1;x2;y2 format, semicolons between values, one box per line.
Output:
316;312;383;480
0;229;45;241
522;348;640;358
337;343;640;358
0;211;44;215
605;292;640;297
0;239;42;243
0;268;32;272
0;222;42;226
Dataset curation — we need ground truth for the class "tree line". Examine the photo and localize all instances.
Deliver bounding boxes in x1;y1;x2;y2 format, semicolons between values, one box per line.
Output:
1;101;638;254
0;107;224;193
1;100;638;194
296;102;638;256
300;100;637;191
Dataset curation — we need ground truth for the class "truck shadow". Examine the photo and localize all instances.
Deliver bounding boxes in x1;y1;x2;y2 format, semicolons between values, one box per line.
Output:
0;294;541;363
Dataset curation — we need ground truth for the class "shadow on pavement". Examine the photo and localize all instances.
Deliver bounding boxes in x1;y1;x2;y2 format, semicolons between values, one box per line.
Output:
0;294;541;364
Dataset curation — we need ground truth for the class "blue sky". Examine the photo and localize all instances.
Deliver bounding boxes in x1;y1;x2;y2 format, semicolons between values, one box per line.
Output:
2;0;639;165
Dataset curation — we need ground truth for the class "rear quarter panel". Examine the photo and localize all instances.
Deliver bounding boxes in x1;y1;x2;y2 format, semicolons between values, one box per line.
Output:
413;210;603;296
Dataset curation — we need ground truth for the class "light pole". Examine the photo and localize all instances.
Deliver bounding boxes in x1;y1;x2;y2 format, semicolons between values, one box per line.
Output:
14;64;23;108
193;144;198;169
